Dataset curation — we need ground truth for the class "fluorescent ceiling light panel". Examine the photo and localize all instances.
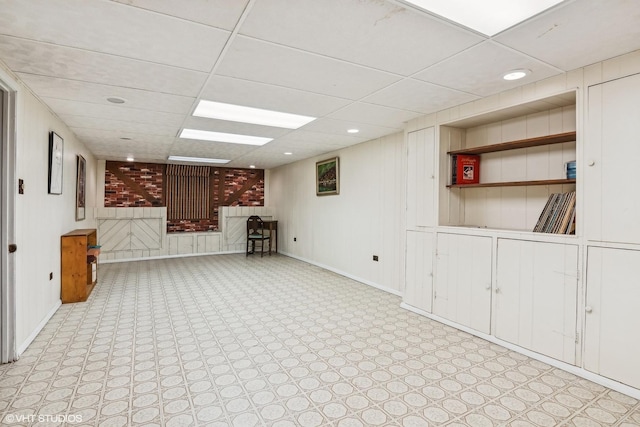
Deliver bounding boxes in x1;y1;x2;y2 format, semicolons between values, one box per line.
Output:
180;129;272;146
194;100;316;129
168;156;230;164
400;0;565;36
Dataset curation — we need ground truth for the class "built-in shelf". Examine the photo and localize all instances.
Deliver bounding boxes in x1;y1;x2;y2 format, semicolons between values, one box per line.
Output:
447;131;576;156
448;178;576;188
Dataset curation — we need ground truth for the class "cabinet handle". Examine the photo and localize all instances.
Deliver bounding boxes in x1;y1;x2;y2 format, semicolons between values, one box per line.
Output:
588;160;595;166
585;306;593;313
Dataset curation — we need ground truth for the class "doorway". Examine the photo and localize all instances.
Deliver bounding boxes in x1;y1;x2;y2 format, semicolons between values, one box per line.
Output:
0;77;17;363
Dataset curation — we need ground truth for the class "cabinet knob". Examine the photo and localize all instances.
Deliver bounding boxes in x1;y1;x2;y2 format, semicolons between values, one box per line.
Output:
494;288;500;294
588;159;595;166
485;285;491;290
585;306;593;313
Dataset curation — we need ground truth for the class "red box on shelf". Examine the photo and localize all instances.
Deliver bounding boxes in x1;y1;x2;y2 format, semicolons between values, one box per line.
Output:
452;154;480;185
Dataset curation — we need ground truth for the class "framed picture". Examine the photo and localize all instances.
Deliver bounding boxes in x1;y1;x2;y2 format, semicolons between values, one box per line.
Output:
48;132;63;194
76;155;86;221
316;157;339;196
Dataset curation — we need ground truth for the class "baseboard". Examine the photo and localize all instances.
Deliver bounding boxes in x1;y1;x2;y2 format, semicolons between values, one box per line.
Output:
281;251;403;297
17;299;61;356
100;250;245;264
400;302;640;400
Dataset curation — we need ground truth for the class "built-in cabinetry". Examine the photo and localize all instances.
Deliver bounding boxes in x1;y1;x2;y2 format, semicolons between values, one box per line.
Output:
434;233;492;334
404;74;640;398
61;229;98;303
494;239;578;365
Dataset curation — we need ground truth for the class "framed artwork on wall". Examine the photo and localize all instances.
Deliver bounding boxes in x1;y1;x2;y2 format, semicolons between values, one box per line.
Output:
48;132;63;194
316;157;339;196
76;154;86;221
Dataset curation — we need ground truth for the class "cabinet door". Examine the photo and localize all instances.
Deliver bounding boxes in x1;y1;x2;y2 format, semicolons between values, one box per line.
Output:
404;231;434;312
586;73;640;244
495;239;578;364
434;233;492;334
407;128;435;228
584;247;640;389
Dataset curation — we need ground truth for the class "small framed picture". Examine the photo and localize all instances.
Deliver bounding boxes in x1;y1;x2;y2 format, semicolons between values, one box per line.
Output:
76;155;86;221
48;132;63;194
316;157;339;196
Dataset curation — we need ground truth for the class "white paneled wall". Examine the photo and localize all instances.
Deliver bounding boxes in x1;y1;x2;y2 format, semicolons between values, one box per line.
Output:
268;133;405;294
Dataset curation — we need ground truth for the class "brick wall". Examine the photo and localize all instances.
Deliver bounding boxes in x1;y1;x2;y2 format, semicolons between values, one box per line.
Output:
104;161;264;232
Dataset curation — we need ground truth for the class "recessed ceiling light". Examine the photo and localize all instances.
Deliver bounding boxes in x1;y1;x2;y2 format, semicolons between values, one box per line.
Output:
107;96;126;104
167;156;230;164
347;129;360;134
120;137;132;141
193;100;316;129
284;152;293;155
249;165;256;169
399;0;564;36
179;129;272;146
126;156;134;162
503;69;530;81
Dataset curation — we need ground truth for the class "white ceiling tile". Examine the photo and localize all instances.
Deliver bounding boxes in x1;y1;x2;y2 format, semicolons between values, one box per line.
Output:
44;98;186;127
199;75;351;118
363;79;479;113
494;0;640;70
269;131;364;151
328;102;422;129
18;74;194;114
240;0;483;75
62;116;179;137
0;37;207;96
216;36;401;100
0;0;229;71
414;41;562;97
110;0;250;30
301;118;399;141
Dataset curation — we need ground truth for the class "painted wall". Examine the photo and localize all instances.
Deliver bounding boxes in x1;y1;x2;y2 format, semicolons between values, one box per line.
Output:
3;64;97;352
268;133;405;294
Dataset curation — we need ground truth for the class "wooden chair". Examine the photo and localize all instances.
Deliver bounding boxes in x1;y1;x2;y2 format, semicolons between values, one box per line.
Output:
246;215;271;257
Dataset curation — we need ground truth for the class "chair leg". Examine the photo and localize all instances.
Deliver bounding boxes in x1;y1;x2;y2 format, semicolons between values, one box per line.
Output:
260;238;264;257
246;239;249;256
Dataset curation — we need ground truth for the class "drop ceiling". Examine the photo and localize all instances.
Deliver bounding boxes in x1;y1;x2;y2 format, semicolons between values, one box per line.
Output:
0;0;638;169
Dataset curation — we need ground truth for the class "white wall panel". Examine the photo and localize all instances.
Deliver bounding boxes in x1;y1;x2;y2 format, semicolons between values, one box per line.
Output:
495;239;578;364
584;247;640;389
434;233;492;333
268;133;405;293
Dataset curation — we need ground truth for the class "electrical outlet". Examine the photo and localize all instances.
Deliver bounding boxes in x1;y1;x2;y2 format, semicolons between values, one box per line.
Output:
49;272;53;280
294;237;297;242
373;255;379;261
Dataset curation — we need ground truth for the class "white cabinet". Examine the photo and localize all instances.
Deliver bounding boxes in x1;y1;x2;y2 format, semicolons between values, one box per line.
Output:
404;231;434;312
495;239;578;364
407;128;435;228
586;73;640;245
434;233;492;334
584;247;640;389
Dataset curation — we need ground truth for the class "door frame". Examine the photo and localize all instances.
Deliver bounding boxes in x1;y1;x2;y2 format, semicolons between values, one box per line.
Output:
0;69;18;363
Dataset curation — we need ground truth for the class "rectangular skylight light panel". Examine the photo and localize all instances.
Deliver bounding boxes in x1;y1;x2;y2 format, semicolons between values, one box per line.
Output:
400;0;565;36
193;100;316;129
179;129;272;146
167;156;230;164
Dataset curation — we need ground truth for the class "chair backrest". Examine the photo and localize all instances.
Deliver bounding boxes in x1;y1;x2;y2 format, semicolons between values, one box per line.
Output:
247;215;264;235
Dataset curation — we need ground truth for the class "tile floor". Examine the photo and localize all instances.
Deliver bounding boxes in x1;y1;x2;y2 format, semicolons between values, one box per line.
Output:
0;254;639;426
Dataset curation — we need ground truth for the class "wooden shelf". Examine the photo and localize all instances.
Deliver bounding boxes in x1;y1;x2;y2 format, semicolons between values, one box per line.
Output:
61;228;98;303
447;178;576;188
447;131;576;155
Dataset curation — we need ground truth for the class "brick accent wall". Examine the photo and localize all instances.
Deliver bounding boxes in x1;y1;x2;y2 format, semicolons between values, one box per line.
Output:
104;162;264;232
104;162;163;207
